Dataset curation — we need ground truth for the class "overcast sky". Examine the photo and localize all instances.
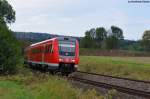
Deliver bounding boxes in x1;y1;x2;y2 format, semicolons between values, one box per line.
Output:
7;0;150;40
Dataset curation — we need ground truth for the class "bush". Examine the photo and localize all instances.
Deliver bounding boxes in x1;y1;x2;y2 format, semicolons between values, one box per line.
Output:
0;23;22;74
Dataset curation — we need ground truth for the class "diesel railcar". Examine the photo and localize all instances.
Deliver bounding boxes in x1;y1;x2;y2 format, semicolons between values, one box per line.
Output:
25;37;79;75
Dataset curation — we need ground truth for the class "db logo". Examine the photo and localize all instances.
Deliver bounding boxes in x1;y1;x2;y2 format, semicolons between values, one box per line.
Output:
65;58;69;62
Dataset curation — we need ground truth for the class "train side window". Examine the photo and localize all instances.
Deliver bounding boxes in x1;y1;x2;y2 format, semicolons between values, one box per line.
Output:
45;45;49;53
32;49;36;54
44;44;53;53
45;46;47;53
51;45;54;53
45;46;48;53
46;46;48;53
32;48;41;54
49;44;52;53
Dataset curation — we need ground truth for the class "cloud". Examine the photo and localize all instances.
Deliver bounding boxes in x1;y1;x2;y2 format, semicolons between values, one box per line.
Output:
7;0;150;40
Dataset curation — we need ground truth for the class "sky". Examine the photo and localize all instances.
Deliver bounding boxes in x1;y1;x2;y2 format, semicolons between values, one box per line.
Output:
7;0;150;40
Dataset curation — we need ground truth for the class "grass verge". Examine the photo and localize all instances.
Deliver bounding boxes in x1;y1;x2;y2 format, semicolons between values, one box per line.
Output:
0;68;104;99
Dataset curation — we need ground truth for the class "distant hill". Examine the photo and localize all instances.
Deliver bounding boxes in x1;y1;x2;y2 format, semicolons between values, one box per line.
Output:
12;32;81;43
12;32;142;51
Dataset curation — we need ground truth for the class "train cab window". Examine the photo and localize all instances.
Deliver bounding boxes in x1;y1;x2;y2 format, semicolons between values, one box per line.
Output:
59;41;76;56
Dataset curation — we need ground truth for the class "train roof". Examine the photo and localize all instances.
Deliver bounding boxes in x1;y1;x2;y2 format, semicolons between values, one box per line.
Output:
57;37;77;41
30;38;56;47
24;37;77;51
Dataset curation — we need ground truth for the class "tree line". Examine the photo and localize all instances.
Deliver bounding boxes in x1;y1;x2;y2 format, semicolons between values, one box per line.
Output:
80;26;124;49
80;26;150;52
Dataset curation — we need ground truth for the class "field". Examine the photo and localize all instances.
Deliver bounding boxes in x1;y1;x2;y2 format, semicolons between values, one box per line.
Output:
1;56;150;99
80;48;150;57
79;56;150;81
0;69;104;99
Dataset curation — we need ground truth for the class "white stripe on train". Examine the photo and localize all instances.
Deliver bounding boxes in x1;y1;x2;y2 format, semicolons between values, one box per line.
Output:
27;61;78;68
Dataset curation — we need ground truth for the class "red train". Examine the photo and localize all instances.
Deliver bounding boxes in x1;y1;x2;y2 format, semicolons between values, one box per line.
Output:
25;37;79;75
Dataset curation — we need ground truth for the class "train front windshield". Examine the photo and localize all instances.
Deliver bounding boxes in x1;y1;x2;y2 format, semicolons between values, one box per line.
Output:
59;41;76;56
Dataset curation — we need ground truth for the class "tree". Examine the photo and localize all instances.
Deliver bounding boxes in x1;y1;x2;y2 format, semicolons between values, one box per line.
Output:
80;31;95;48
141;30;150;51
0;0;15;24
111;26;124;40
89;28;96;39
85;30;91;38
95;27;107;48
106;26;124;49
0;0;21;74
142;30;150;40
96;27;107;41
0;24;22;74
80;26;124;49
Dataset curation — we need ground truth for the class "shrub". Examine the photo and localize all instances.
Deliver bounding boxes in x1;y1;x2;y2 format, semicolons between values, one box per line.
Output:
0;23;22;74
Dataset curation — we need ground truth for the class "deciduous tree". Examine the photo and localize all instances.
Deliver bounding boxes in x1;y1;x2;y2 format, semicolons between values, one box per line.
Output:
141;30;150;51
0;0;21;74
106;26;124;49
95;27;107;48
0;0;15;24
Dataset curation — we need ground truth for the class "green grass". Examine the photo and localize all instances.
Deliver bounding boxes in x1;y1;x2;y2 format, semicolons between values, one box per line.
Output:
0;69;104;99
1;56;149;98
79;56;150;81
0;81;33;99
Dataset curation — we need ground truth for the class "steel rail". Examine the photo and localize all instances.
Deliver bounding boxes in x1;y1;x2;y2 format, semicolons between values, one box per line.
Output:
77;71;150;84
71;76;150;98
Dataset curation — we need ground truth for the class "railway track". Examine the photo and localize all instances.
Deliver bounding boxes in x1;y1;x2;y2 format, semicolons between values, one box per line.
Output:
30;68;150;98
69;71;150;98
77;71;150;84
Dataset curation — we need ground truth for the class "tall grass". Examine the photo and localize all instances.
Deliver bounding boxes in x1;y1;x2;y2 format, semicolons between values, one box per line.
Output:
0;69;104;99
79;56;150;81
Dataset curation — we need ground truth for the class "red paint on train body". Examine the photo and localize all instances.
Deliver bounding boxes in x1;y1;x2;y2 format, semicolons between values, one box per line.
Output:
25;37;79;74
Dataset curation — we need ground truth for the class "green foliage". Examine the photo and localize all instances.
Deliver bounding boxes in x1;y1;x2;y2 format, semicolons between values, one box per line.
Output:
0;81;33;99
110;26;124;40
80;27;107;49
106;90;118;99
96;27;107;41
80;31;96;48
0;0;22;74
0;23;22;74
80;26;124;50
143;30;150;40
18;40;32;55
88;28;96;39
106;26;124;49
79;89;103;99
0;71;104;99
141;30;150;51
0;0;15;24
106;36;118;49
95;27;107;48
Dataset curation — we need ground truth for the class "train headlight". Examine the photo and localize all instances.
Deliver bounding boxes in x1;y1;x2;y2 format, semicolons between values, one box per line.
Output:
72;59;75;62
59;58;63;61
